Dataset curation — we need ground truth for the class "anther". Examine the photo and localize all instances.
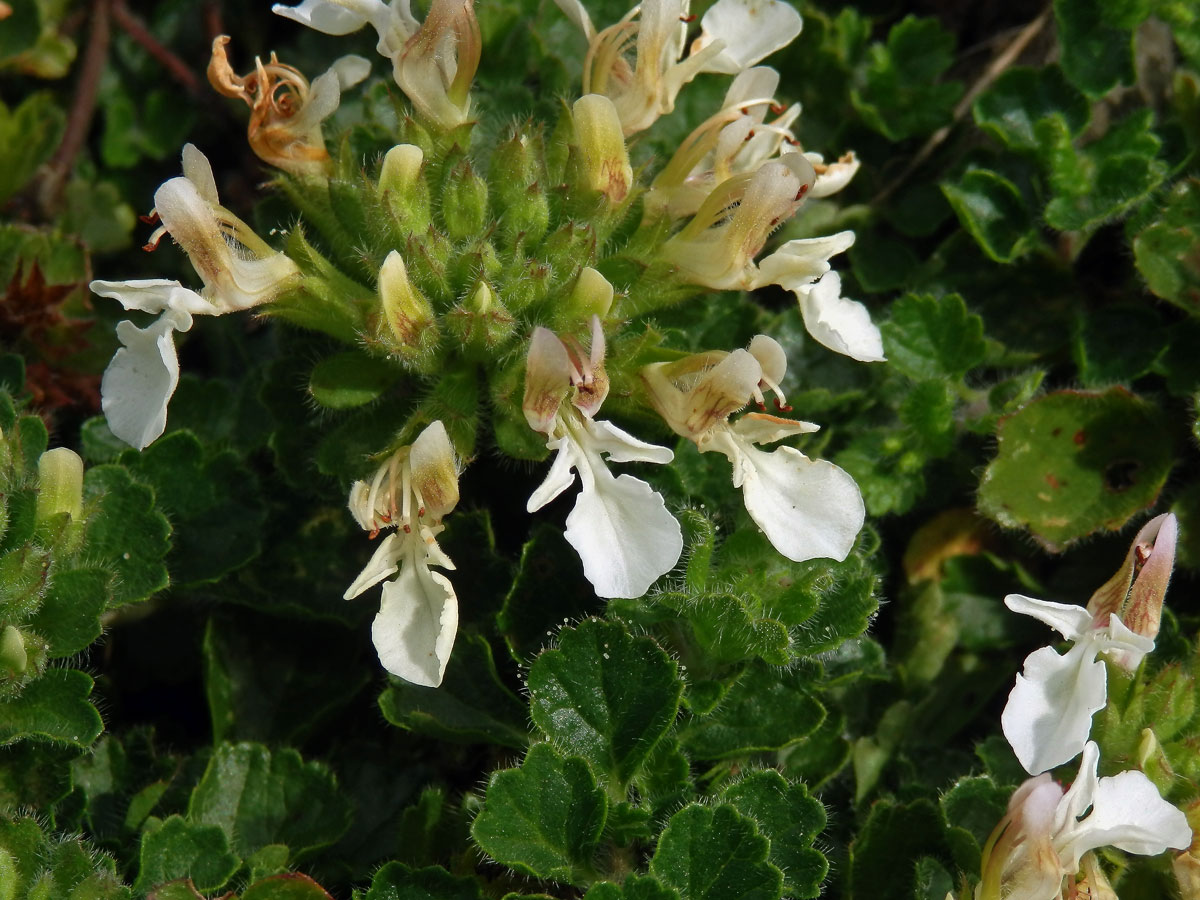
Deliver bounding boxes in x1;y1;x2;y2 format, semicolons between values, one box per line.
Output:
794;184;809;201
774;397;793;413
142;226;168;252
139;211;161;225
680;13;696;21
769;103;786;115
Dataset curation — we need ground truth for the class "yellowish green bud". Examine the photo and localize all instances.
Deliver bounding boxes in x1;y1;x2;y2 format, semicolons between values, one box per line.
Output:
571;94;633;204
36;447;83;525
561;266;614;323
441;159;489;241
378;250;441;367
379;144;431;235
0;625;27;676
447;281;515;354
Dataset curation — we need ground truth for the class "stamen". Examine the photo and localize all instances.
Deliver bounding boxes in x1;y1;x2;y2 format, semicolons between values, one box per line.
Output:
794;184;809;201
139;210;161;225
680;13;696;22
769;103;786;115
400;460;413;529
142;225;168;252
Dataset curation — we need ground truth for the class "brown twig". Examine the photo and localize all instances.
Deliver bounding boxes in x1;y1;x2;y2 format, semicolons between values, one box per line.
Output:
38;0;111;212
872;5;1052;207
111;0;203;96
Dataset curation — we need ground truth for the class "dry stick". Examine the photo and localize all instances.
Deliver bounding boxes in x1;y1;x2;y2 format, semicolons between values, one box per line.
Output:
38;0;112;212
111;0;203;96
872;6;1052;207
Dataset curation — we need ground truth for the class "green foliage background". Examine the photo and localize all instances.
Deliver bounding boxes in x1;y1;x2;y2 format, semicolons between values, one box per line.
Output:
2;0;1200;898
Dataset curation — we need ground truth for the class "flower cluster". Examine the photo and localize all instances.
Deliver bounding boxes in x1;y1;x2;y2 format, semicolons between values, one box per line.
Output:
976;515;1192;899
92;0;880;688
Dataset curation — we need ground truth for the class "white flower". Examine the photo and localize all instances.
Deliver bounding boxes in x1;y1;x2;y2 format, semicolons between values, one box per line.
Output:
976;741;1191;900
524;317;683;599
793;271;886;363
1001;594;1155;776
642;334;864;562
273;0;480;130
689;0;802;76
92;146;299;450
148;144;299;311
556;0;801;135
344;421;461;687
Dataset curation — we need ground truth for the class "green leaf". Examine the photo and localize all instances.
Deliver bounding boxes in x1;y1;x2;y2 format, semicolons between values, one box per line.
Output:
120;432;265;585
978;387;1175;549
203;614;370;746
939;776;1009;875
81;465;170;607
1133;177;1200;315
378;632;528;748
498;523;604;662
722;770;828;899
1039;112;1166;233
358;862;482;900
848;231;920;294
1055;0;1138;96
0;667;102;746
133;815;240;896
940;169;1036;263
680;663;825;760
0;742;72;818
309;352;402;409
240;873;337;900
847;800;953;900
528;618;681;786
471;743;607;884
881;293;987;381
1072;304;1166;387
187;742;352;860
0;93;65;205
0;0;41;61
973;65;1090;151
850;16;963;141
649;804;783;900
27;568;109;658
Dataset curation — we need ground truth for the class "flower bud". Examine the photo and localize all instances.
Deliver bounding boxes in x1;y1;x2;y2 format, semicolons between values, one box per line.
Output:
441;158;489;241
377;250;440;366
378;144;431;234
571;94;633;204
491;133;550;243
36;447;83;525
1087;512;1177;668
0;625;27;677
560;266;614;324
392;0;481;130
446;281;515;353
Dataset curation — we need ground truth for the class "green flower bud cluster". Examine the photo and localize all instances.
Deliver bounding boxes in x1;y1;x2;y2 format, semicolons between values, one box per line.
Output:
269;109;703;465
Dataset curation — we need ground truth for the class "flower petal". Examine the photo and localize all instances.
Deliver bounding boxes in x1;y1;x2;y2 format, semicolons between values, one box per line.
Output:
527;435;580;512
564;466;682;599
736;442;864;562
90;279;216;317
101;310;192;450
583;418;675;465
331;54;372;89
1004;594;1094;641
1053;742;1192;871
694;0;802;75
753;230;855;291
796;271;885;362
1002;641;1106;775
372;551;459;687
1068;770;1193;864
272;0;381;34
181;143;219;204
344;531;405;599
